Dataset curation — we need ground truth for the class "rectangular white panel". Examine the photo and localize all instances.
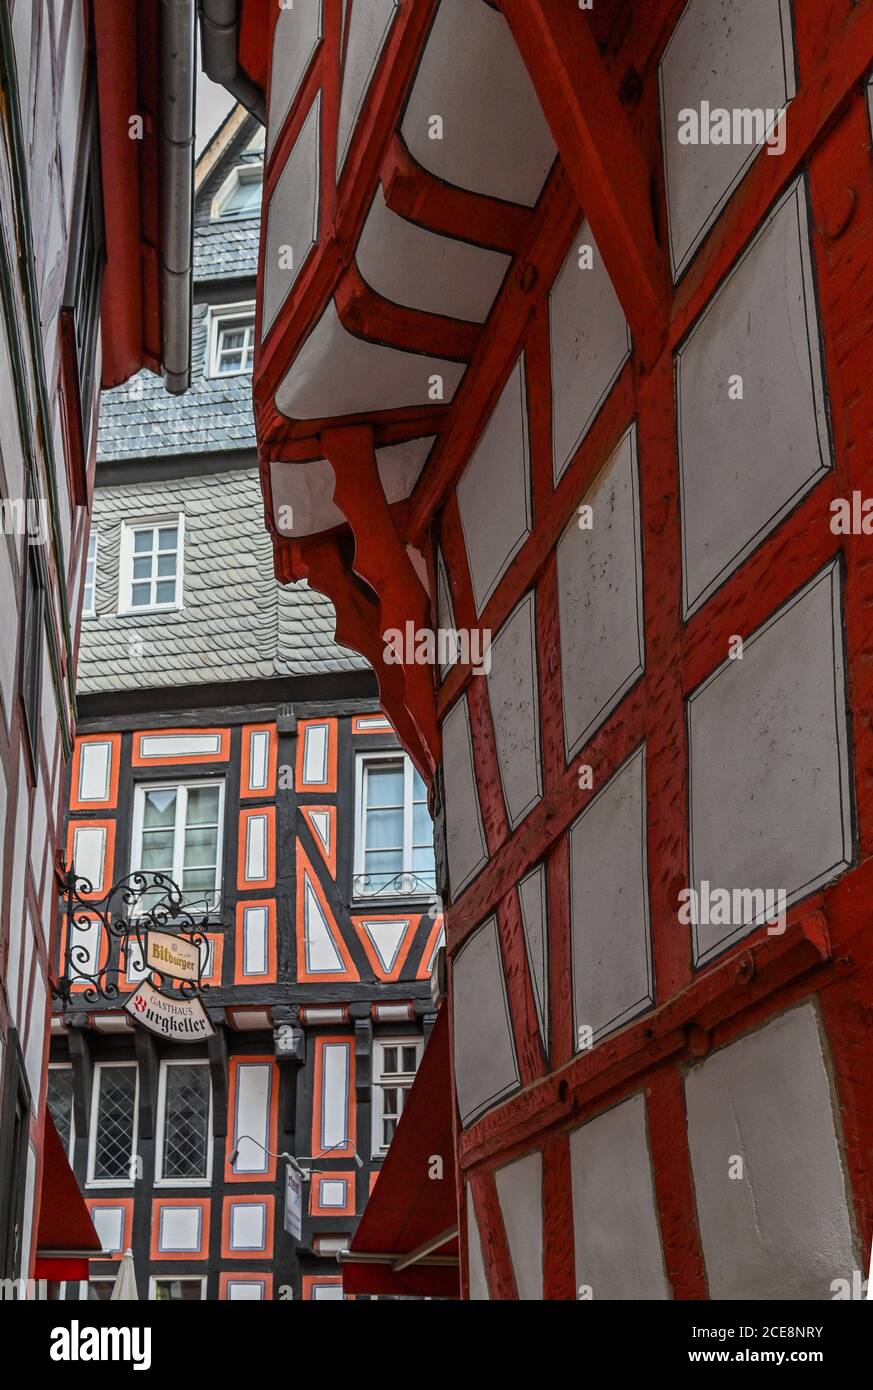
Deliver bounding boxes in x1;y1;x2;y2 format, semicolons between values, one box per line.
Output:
570;1093;669;1299
91;1206;125;1255
494;1152;543;1300
243;906;269;976
319;1180;348;1208
320;1043;350;1150
23;966;47;1111
245;815;268;882
685;1005;856;1299
227;1280;266;1300
159;1206;202;1253
68;917;102;984
139;733;222;759
248;730;270;790
452;916;520;1127
302;723;328;783
230;1203;267;1251
441;696;488;897
233;1064;272;1173
72;825;106;891
466;1186;489;1301
78;741;112;802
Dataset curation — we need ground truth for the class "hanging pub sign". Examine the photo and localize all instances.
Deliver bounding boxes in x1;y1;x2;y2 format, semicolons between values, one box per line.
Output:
124;980;215;1041
145;930;201;982
284;1164;303;1241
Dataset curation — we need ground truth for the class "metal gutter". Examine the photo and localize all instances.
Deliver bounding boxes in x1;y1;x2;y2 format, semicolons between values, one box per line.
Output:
198;0;267;124
160;0;197;394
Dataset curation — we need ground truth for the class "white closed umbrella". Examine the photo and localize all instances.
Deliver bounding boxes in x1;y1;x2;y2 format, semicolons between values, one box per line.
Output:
110;1248;139;1301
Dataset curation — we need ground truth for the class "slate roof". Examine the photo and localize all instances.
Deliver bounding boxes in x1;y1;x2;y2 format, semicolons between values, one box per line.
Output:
97;113;262;464
77;467;368;694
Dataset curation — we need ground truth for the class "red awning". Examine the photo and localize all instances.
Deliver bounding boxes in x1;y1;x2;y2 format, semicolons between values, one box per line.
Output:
343;1006;459;1297
34;1111;102;1281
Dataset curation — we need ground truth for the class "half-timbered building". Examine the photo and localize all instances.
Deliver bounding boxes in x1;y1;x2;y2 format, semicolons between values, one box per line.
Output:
201;0;873;1299
50;109;440;1302
0;0;196;1289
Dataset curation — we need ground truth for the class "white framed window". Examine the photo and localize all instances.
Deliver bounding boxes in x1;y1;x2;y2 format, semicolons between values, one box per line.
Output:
371;1038;422;1156
354;753;436;898
149;1276;207;1301
118;517;184;614
211;164;263;220
208;304;256;377
155;1061;213;1186
47;1064;75;1158
83;530;98;616
130;779;225;914
87;1062;139;1188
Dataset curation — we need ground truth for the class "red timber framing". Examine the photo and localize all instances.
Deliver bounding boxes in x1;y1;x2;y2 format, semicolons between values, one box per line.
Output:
234;0;873;1298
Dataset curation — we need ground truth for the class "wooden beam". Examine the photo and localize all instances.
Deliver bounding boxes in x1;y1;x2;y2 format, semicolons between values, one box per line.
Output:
499;0;669;363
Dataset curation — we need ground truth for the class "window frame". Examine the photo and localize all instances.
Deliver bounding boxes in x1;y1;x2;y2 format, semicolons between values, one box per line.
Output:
353;752;435;901
86;1061;139;1189
82;528;98;617
129;777;226;917
371;1037;423;1158
210;164;263;220
154;1059;213;1188
207;303;256;379
148;1275;207;1301
117;515;185;615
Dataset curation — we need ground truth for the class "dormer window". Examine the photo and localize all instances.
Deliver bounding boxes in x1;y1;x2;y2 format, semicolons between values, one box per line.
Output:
208;304;256;377
211;164;263;220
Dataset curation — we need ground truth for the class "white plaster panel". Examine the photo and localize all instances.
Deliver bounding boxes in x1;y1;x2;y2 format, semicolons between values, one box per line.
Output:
230;1202;266;1251
570;1093;669;1299
69;916;101;986
486;592;542;829
303;723;328;782
569;747;652;1045
494;1151;543;1300
59;0;86;218
139;733;221;759
243;906;269;976
248;730;270;790
550;224;631;483
305;878;343;972
376;436;434;504
687;562;852;965
262;94;321;338
275;299;465;420
320;1179;347;1208
659;0;796;278
232;1063;272;1173
400;0;555;207
685;1005;856;1300
23;958;47;1110
244;814;268;882
159;1206;201;1253
79;740;112;802
336;0;399;174
435;548;458;679
227;1279;265;1300
363;919;407;972
271;459;344;538
91;1205;125;1255
677;179;831;615
457;357;531;616
466;1185;489;1300
517;863;548;1052
266;0;323;156
72;825;106;892
440;695;488;897
357;187;510;322
321;1042;350;1149
452;915;520;1127
557;425;644;758
0;532;18;728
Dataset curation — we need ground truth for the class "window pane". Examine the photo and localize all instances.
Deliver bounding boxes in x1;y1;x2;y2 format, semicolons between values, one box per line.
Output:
141;835;175;872
184;826;218;862
157;553;177;578
365;807;402;850
412;802;432;845
383;1118;396;1146
366;767;404;808
154;1280;203;1301
186;787;220;826
155;580;176;605
130;583;151;606
47;1071;73;1153
158;528;178;550
364;849;403;880
94;1067;136;1180
412;768;428;801
402;1047;418;1073
143;789;177;828
182;867;218;899
133;530;153;553
382;1047;398;1075
132;557;152;580
162;1065;210;1180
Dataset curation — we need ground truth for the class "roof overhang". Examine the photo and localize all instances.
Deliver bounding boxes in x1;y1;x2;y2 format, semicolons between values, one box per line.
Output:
342;1007;459;1298
94;0;196;394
